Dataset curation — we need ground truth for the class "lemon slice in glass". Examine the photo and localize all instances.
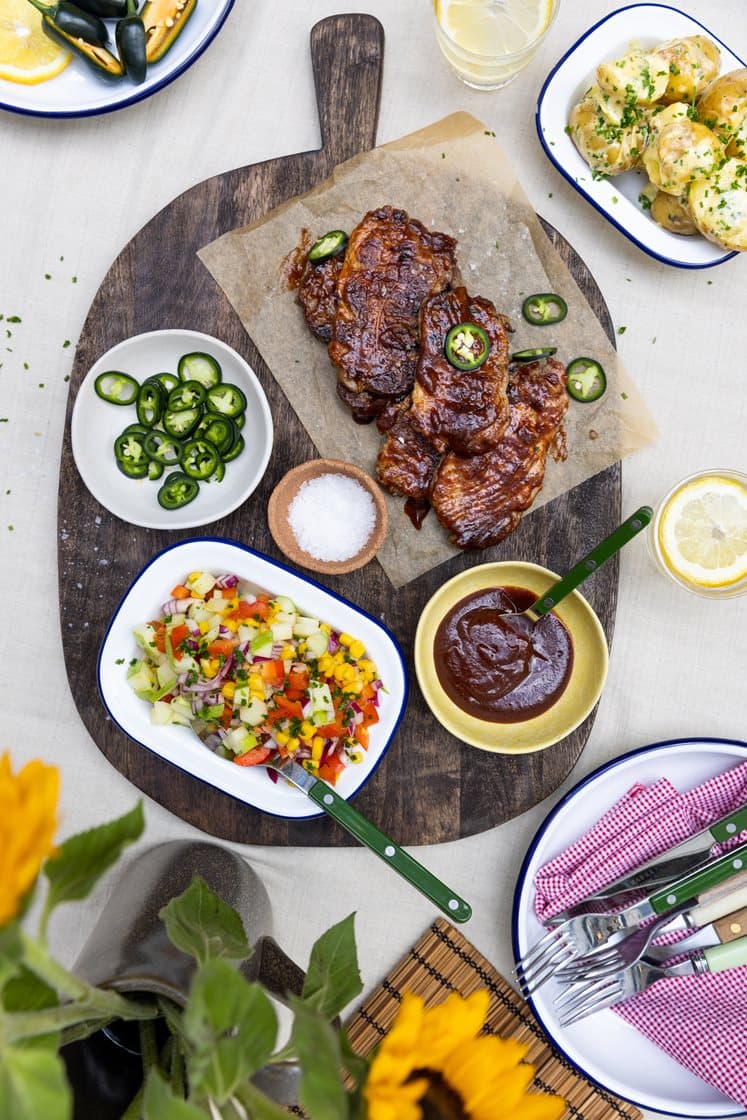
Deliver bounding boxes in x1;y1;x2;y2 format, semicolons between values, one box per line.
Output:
657;473;747;590
0;0;71;84
435;0;554;56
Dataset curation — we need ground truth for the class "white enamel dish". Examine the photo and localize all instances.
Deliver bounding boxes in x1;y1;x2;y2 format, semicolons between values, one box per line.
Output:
536;4;745;268
98;537;408;820
0;0;234;118
71;328;273;530
512;736;747;1117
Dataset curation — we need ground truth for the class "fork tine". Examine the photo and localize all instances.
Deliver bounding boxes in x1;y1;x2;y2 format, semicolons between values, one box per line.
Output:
517;937;579;995
554;978;624;1024
514;925;567;973
553;974;619;1012
558;987;624;1026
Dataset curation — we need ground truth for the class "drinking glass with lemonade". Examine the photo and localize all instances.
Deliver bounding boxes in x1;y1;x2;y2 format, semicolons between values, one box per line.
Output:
433;0;559;89
649;470;747;598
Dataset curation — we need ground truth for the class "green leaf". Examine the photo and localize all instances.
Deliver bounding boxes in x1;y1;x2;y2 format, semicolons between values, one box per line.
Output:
142;1070;205;1120
302;913;362;1019
182;959;277;1102
237;1081;301;1120
289;996;349;1120
3;966;58;1013
0;1044;71;1120
43;803;144;915
159;876;252;967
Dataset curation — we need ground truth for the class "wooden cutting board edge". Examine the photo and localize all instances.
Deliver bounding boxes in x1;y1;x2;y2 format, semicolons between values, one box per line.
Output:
57;14;621;846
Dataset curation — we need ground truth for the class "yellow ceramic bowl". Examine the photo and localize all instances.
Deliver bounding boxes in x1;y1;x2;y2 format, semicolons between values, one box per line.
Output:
414;561;609;754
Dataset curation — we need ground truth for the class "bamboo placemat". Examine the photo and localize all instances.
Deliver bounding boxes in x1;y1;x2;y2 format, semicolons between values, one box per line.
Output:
345;918;642;1120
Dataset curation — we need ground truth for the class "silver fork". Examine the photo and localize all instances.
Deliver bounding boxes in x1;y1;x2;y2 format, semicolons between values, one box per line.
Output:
554;954;708;1026
552;904;690;983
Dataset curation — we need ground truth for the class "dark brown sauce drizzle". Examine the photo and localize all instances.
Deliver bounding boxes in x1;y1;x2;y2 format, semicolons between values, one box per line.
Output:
404;496;431;529
433;586;574;723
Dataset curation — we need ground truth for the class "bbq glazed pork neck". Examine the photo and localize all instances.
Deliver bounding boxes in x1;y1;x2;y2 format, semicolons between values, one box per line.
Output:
430;356;569;550
327;206;458;421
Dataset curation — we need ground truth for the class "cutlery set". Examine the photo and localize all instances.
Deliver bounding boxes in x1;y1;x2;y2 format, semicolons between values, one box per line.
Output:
515;801;747;1024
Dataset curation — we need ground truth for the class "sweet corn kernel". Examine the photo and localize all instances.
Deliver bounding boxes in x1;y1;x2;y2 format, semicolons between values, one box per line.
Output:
281;645;296;660
300;721;314;740
221;682;236;701
311;736;324;752
286;736;300;752
348;639;365;660
203;658;220;678
320;623;331;634
303;759;319;772
274;731;289;746
285;740;300;754
188;571;202;583
311;738;324;762
198;621;210;634
339;633;353;647
358;659;375;674
249;674;263;691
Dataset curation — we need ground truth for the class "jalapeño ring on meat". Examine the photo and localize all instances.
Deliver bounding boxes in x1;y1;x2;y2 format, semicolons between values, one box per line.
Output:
444;322;491;371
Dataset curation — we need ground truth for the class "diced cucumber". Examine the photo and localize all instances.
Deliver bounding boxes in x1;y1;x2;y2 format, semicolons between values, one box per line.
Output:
239;697;267;727
224;727;257;755
156;662;177;690
150;696;192;727
293;616;320;637
188;572;216;597
305;630;329;659
166;632;198;675
274;595;295;614
132;623;159;652
233;685;252;709
250;630;273;655
271;621;293;642
127;660;156;699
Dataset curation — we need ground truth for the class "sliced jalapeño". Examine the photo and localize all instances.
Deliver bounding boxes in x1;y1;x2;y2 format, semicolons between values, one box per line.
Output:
565;358;607;402
94;371;139;405
308;230;348;263
157;471;199;510
445;322;491;371
510;347;558;363
522;293;568;326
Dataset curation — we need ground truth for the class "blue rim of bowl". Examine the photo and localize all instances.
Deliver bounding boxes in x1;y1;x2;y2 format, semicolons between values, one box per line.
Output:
535;3;744;270
0;0;235;120
511;734;747;1117
96;534;409;821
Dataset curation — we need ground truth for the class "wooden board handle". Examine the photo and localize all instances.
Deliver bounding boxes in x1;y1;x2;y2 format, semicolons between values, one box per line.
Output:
311;14;384;167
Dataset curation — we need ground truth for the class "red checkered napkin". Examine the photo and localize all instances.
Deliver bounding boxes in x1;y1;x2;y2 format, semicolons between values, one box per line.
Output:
533;760;747;1107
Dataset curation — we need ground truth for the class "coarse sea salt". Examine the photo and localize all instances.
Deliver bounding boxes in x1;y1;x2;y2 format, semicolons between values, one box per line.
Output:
287;473;376;562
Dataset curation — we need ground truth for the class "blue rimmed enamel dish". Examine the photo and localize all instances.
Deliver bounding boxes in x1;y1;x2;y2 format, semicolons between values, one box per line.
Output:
536;4;745;268
98;537;408;820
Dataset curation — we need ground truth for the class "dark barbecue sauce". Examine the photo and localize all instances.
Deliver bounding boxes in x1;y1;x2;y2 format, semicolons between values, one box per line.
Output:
433;586;574;723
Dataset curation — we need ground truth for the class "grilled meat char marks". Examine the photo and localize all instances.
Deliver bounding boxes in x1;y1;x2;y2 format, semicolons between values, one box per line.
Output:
328;207;458;416
410;287;512;457
430;357;568;550
376;399;443;501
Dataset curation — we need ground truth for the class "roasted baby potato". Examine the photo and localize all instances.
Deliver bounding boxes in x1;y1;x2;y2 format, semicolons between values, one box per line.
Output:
650;190;698;235
568;86;648;175
697;68;747;158
596;49;669;105
642;117;724;194
652;36;721;103
688;157;747;250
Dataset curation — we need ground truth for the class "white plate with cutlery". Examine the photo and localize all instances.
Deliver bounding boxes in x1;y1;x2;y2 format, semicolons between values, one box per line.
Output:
512;736;747;1117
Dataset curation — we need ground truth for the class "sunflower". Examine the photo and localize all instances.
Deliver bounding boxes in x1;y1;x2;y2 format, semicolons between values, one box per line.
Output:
0;753;59;926
363;990;565;1120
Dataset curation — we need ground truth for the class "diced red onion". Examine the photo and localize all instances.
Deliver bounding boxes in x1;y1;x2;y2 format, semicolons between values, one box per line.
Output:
216;573;239;589
328;633;340;653
161;597;199;614
302;700;313;719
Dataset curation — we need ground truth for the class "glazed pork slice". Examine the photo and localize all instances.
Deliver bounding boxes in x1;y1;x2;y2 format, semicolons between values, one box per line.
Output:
328;206;458;403
296;253;344;343
430;357;568;550
376;399;442;500
410;287;512;456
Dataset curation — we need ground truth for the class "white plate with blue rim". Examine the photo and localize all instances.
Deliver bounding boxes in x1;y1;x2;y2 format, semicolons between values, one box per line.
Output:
536;4;745;268
98;536;408;820
512;735;747;1117
0;0;234;119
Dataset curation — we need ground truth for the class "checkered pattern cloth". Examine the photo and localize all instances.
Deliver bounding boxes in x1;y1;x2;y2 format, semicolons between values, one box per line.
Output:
533;760;747;1108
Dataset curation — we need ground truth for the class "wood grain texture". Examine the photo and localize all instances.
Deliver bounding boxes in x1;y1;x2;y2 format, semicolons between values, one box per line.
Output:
57;14;620;846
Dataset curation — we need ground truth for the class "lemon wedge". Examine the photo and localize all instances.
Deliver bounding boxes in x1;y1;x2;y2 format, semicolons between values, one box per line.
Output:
0;0;71;84
435;0;554;56
657;474;747;590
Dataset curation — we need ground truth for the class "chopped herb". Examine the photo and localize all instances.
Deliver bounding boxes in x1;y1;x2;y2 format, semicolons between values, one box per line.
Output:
64;374;70;382
38;383;45;388
115;658;125;665
618;326;627;334
484;130;495;137
44;273;51;280
72;276;77;283
621;392;629;400
63;339;71;348
7;525;13;531
23;362;28;370
639;191;653;211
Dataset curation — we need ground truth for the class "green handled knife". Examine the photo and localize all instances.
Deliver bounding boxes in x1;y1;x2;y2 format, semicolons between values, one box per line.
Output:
268;756;472;923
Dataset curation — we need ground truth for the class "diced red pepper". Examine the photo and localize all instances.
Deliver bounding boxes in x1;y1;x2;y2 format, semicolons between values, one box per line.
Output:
259;659;285;688
234;746;273;768
207;638;236;659
319;755;345;784
315;721;346;740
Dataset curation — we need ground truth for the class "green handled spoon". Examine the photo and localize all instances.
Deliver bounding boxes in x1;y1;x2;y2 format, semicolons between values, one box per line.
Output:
507;505;653;627
266;754;472;922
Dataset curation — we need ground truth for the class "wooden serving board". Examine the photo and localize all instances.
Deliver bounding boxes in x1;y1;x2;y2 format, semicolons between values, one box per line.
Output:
58;14;621;847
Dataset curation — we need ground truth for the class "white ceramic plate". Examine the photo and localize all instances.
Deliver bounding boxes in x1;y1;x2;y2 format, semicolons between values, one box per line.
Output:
98;537;408;820
71;329;273;530
0;1;234;118
512;736;747;1117
536;4;745;268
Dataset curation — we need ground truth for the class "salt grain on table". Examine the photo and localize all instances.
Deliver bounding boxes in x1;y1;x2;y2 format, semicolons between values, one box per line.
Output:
287;474;376;561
